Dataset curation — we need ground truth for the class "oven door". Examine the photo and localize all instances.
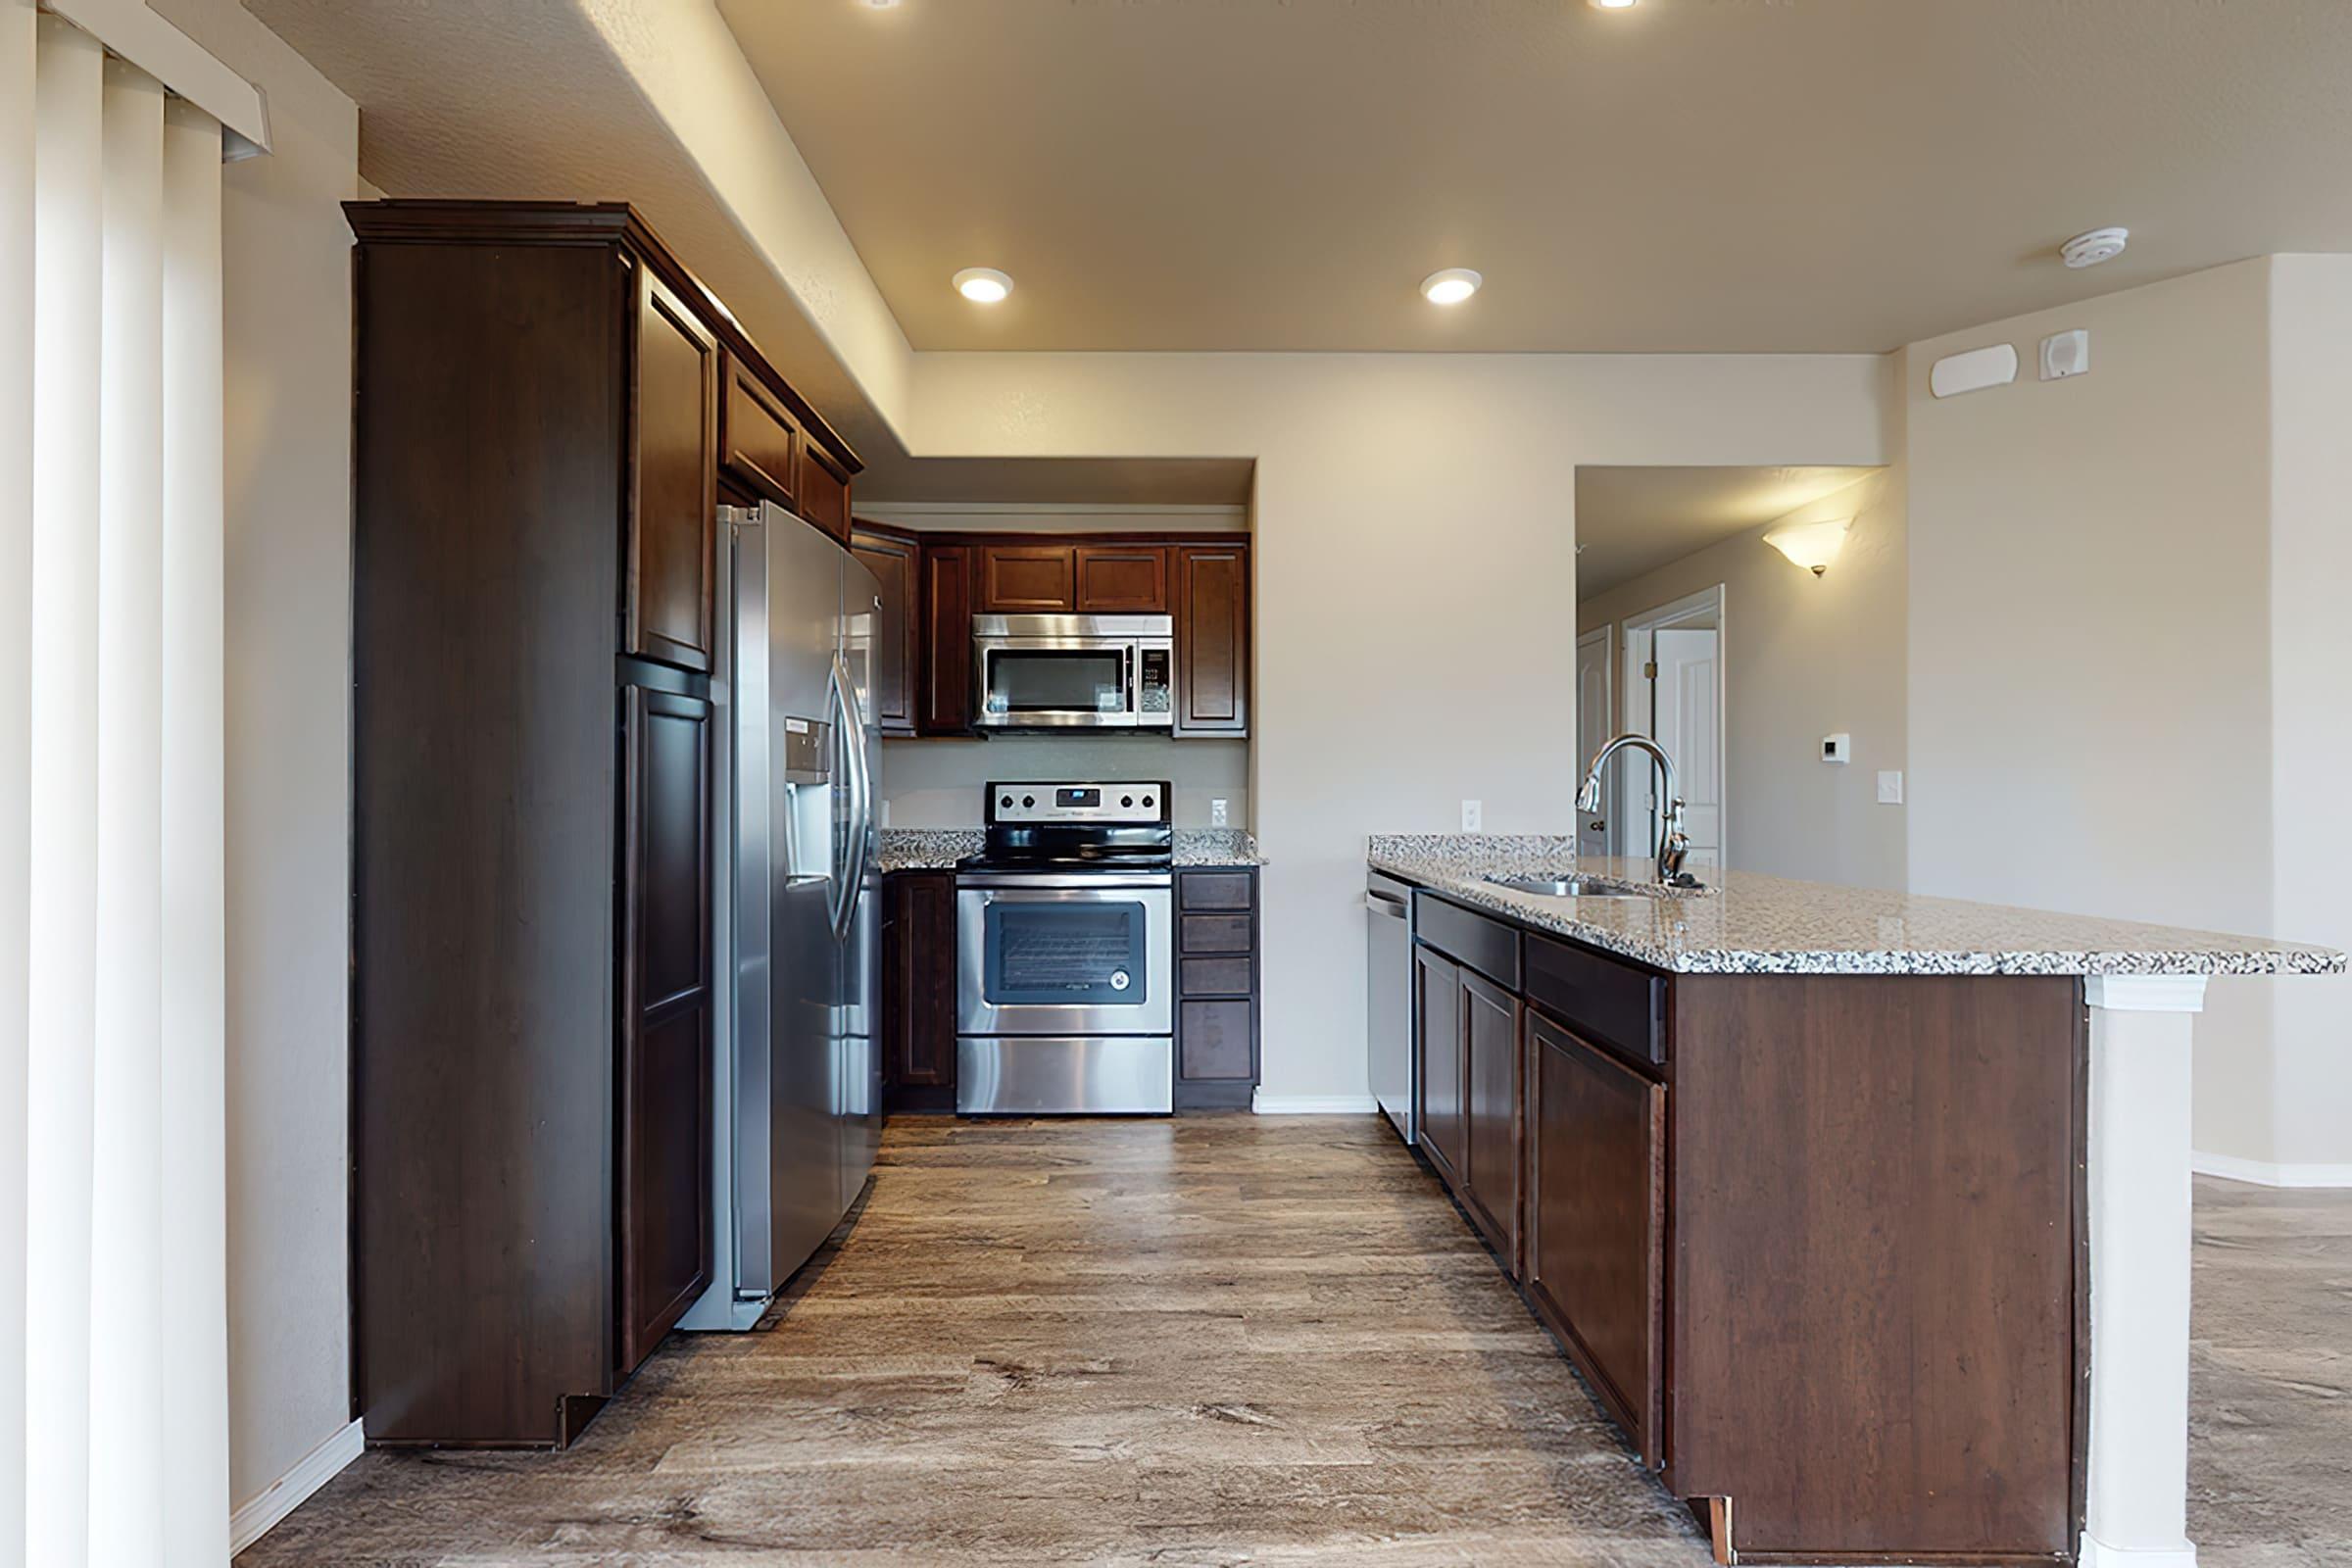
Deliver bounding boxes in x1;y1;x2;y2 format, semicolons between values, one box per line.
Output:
973;639;1139;729
957;874;1173;1037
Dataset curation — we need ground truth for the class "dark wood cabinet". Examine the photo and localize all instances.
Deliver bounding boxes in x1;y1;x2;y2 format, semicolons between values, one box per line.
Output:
1415;946;1466;1186
1074;544;1169;612
1176;867;1261;1108
850;523;918;737
347;200;859;1447
800;437;853;543
618;684;714;1373
1524;1005;1664;1466
1174;544;1248;736
977;543;1077;612
881;870;958;1111
917;543;976;734
628;270;718;673
719;353;799;512
1461;969;1522;1274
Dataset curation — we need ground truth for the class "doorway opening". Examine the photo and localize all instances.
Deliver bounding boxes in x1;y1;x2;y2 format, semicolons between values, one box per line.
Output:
1612;586;1724;872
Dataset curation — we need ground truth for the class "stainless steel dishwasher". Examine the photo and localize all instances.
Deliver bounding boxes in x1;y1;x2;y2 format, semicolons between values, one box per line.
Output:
1366;871;1414;1144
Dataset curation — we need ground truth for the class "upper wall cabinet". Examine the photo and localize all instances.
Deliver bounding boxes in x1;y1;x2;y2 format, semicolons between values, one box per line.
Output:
1075;544;1170;612
800;440;854;544
978;543;1079;612
1174;543;1249;736
628;270;719;672
917;542;976;735
849;522;918;738
719;352;800;514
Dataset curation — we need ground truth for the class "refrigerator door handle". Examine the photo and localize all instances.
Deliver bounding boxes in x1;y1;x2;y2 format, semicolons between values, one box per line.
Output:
826;652;872;943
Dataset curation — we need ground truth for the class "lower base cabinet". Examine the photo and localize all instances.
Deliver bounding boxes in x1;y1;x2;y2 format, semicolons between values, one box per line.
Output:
1461;970;1522;1273
1523;1005;1664;1467
881;870;957;1113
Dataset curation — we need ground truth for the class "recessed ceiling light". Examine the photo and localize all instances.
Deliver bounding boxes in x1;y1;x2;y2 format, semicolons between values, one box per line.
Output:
1589;0;1639;9
1420;269;1483;306
953;268;1013;304
2061;226;2130;269
863;0;902;9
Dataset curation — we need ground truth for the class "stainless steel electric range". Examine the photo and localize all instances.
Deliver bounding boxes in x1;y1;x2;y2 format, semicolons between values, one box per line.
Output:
955;782;1174;1115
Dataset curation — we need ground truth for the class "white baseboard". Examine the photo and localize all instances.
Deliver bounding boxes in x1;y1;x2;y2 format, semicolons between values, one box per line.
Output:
1251;1093;1378;1115
2192;1150;2352;1189
2079;1532;2196;1568
230;1416;364;1554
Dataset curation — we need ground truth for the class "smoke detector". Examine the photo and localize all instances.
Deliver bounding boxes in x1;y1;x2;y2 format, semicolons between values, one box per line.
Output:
2061;227;2130;269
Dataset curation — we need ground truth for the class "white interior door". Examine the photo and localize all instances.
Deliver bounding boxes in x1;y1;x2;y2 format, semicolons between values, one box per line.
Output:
1575;629;1612;859
1648;627;1721;871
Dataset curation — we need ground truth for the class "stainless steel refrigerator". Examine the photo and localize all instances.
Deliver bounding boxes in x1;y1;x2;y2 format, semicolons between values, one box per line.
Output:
683;501;881;1332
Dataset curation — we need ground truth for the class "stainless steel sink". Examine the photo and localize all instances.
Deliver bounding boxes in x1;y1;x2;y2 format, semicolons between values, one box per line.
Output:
1485;873;1659;899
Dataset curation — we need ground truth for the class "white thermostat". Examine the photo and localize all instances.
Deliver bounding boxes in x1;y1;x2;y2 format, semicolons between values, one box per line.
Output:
1821;733;1852;764
2040;328;2090;381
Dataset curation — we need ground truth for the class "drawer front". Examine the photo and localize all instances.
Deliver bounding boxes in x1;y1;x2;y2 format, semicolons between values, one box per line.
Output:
1180;999;1255;1080
1414;893;1521;991
1181;956;1253;997
1181;913;1252;954
1178;870;1254;911
1524;932;1666;1070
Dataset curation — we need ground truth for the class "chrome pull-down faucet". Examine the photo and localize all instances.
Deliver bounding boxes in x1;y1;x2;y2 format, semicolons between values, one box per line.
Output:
1576;733;1697;887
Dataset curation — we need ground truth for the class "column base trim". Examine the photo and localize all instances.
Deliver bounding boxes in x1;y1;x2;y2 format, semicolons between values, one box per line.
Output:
229;1416;365;1553
2080;1530;2197;1568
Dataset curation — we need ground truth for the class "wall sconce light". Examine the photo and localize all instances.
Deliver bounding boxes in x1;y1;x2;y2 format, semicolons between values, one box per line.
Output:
1763;517;1850;577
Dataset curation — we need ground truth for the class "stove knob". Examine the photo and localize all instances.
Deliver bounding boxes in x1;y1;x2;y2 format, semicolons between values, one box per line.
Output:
1143;794;1155;808
1022;795;1036;808
1120;795;1134;808
1000;794;1012;809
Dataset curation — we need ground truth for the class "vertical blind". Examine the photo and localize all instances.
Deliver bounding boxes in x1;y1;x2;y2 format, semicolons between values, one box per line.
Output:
4;4;229;1564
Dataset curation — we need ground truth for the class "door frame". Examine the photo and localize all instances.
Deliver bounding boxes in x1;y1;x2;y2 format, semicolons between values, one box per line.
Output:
1574;625;1614;856
1617;584;1727;867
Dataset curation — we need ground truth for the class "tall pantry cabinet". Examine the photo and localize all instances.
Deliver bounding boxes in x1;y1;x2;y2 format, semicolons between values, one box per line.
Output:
346;202;858;1446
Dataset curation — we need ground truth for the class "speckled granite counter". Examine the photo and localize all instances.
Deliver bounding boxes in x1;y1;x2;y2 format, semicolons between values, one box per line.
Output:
1367;834;2343;978
879;826;1264;872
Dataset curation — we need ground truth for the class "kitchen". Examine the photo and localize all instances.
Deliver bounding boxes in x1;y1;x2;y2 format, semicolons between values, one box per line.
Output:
8;4;2352;1567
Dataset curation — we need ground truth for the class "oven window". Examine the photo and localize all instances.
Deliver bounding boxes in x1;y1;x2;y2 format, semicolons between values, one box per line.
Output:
984;649;1127;715
984;901;1150;1005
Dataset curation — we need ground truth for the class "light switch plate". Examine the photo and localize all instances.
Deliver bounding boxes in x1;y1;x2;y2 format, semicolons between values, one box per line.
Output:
1210;798;1229;827
1822;733;1852;764
1460;799;1483;832
1878;770;1904;805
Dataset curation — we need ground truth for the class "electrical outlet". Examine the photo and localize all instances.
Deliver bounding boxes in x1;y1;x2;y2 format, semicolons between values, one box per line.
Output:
1210;798;1229;827
1877;770;1904;805
1461;800;1483;832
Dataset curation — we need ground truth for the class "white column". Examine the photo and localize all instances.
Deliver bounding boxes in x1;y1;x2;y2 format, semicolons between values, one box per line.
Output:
2082;973;2209;1568
158;96;228;1568
87;55;169;1568
24;19;106;1567
0;5;37;1567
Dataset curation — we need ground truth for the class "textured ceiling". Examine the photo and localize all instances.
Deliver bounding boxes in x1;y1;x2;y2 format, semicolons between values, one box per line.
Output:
1575;466;1878;598
724;0;2352;352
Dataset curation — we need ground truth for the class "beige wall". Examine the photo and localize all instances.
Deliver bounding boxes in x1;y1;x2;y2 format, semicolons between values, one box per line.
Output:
881;737;1248;828
151;0;361;1513
2263;255;2352;1173
1903;259;2297;1168
1577;464;1908;891
909;352;1888;1102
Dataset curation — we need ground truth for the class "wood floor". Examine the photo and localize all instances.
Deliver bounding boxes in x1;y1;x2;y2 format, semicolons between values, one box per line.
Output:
241;1119;2350;1567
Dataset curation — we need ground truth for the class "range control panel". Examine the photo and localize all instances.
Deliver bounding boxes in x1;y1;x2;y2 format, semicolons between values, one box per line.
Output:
986;781;1171;825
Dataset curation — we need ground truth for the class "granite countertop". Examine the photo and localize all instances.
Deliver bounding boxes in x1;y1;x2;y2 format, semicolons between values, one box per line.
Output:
1367;834;2345;979
878;826;1265;873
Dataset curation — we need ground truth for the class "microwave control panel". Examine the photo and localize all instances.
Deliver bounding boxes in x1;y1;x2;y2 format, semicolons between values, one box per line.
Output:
1138;647;1173;718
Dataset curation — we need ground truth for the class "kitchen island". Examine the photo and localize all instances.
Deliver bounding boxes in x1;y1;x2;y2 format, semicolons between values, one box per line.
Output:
1367;834;2340;1568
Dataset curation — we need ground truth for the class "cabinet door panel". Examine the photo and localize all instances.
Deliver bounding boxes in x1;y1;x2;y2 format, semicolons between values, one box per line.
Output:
800;440;852;543
1075;545;1169;612
1462;970;1522;1273
1525;1007;1665;1467
1415;946;1466;1188
917;544;975;734
619;686;713;1373
883;871;957;1088
978;544;1077;612
720;355;799;510
628;272;717;671
1174;545;1248;735
850;527;917;736
1180;999;1254;1081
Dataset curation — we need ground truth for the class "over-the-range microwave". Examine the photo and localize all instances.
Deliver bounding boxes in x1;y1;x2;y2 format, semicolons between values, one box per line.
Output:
972;613;1174;731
